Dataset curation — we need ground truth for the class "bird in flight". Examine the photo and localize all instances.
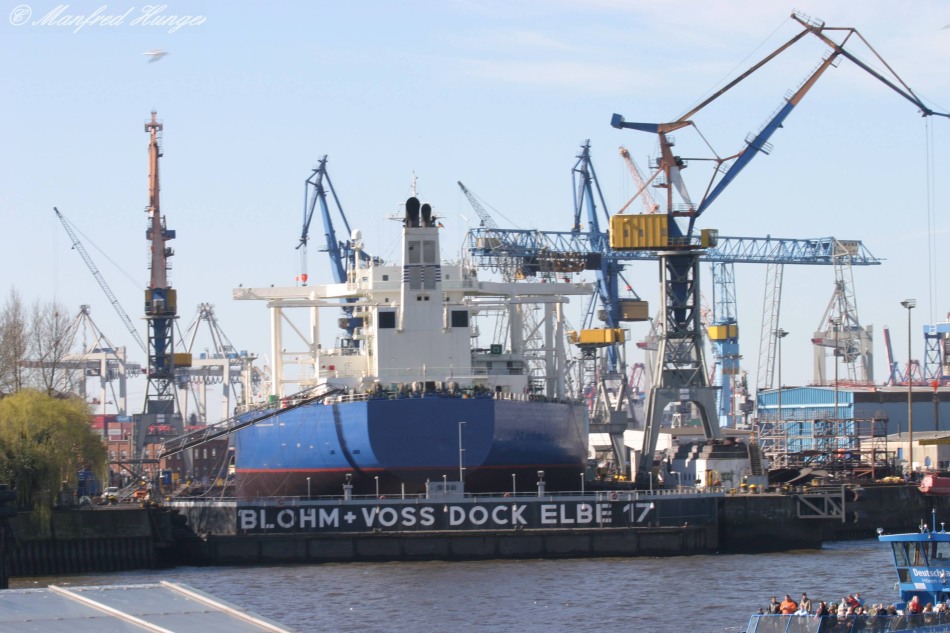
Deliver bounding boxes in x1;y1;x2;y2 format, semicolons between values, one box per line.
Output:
142;49;170;63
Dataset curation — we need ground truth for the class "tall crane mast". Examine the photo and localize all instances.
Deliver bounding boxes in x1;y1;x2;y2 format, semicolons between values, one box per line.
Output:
137;111;189;475
53;207;147;354
143;110;180;408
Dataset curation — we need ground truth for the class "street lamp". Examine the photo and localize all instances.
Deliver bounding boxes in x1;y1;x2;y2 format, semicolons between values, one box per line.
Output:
901;299;916;476
775;329;788;424
458;421;466;483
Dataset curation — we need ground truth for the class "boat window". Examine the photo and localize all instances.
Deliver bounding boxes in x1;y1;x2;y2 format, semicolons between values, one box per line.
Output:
378;311;396;329
451;310;469;328
893;542;914;567
932;541;950;564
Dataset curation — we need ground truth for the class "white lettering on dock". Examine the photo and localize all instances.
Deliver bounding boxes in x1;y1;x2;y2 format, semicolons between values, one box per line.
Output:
235;500;648;533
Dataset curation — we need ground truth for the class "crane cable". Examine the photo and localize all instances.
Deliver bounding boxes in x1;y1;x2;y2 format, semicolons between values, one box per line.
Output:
925;118;938;325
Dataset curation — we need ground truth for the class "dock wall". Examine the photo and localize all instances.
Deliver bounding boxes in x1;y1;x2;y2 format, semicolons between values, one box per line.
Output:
203;525;718;564
7;483;950;578
5;507;182;576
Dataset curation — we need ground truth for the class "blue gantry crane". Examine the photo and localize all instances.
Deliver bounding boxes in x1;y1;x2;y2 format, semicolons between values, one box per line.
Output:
466;170;884;430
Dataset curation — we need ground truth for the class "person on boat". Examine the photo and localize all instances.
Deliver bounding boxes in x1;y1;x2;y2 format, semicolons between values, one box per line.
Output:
853;592;864;607
767;596;781;614
800;593;812;613
907;595;923;614
780;594;798;615
814;601;829;617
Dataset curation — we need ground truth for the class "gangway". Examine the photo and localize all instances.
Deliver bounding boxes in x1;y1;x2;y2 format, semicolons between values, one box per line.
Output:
160;386;343;457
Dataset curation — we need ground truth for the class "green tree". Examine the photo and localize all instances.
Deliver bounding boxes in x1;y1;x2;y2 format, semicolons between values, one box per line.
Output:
0;390;106;512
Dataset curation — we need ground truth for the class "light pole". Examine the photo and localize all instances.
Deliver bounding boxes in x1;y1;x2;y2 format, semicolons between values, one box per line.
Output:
832;318;840;421
901;299;916;475
306;476;311;500
934;381;940;433
458;421;466;483
775;329;788;424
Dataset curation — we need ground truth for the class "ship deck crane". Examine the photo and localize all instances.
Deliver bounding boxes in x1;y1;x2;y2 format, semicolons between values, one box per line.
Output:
609;10;947;486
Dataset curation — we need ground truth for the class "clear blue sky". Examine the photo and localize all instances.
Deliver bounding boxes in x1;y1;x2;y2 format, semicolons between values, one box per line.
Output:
2;0;948;409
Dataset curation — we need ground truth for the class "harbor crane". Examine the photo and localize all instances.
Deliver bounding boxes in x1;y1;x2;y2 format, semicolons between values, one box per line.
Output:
298;156;380;343
609;10;947;486
465;145;881;475
465;163;884;403
19;305;143;415
178;303;258;424
137;111;190;475
53;207;147;355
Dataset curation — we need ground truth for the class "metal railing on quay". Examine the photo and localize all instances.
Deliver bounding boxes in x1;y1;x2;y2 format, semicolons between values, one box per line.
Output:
746;612;950;633
175;486;725;506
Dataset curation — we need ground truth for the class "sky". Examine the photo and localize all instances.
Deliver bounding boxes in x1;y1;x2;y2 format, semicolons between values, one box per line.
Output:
2;0;949;415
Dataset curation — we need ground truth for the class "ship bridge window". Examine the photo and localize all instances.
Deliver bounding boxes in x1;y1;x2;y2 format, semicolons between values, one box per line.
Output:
931;541;950;563
451;310;469;328
379;311;396;329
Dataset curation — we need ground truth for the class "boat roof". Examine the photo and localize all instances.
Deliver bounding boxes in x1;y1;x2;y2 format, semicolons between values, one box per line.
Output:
879;520;950;543
0;582;293;632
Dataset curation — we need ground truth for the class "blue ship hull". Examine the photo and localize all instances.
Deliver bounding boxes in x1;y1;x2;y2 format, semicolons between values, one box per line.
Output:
234;395;589;499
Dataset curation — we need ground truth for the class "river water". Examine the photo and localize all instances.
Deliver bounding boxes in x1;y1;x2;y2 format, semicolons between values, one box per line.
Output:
8;539;898;632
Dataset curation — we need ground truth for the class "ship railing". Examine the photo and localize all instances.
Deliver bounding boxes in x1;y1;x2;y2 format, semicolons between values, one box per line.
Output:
235;487;725;505
745;612;950;632
327;392;372;405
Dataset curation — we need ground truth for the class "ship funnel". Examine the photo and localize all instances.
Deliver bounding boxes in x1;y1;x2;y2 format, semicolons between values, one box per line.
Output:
421;203;432;227
406;197;420;228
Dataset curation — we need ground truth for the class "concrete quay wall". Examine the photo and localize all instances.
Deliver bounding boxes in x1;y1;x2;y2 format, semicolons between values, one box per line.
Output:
5;507;182;577
719;494;822;552
203;525;718;565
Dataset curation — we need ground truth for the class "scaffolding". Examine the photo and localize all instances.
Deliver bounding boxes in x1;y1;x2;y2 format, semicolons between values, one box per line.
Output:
757;405;892;477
